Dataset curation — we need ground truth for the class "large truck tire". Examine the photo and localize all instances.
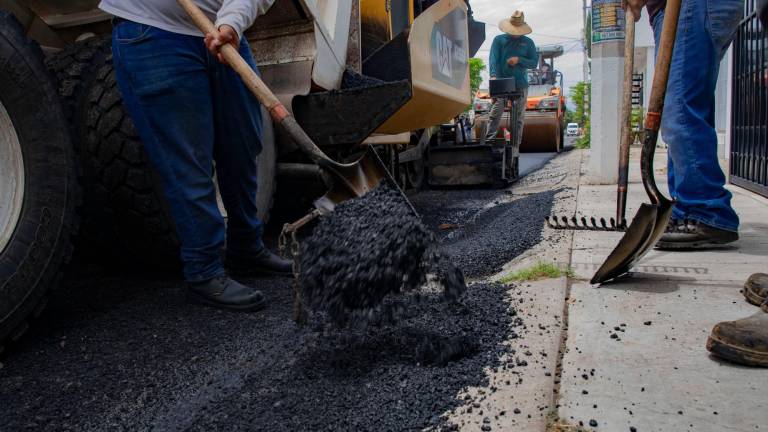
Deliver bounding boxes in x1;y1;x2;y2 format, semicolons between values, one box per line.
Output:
46;36;115;261
46;36;111;133
0;13;80;348
79;54;181;269
76;53;277;270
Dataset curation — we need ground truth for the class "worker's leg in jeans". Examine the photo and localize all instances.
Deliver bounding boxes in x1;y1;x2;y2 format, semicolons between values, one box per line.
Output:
652;0;742;232
485;97;507;141
210;40;265;258
513;88;528;148
112;22;225;282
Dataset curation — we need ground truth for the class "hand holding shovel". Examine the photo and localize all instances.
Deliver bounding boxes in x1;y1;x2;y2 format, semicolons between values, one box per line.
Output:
176;0;415;215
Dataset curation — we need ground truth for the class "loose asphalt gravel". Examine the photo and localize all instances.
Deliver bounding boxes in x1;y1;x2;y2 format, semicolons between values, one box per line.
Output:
299;182;464;324
0;173;556;431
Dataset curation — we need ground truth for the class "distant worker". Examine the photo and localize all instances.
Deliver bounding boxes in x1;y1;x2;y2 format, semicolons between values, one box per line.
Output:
486;10;538;145
624;0;768;368
98;0;292;313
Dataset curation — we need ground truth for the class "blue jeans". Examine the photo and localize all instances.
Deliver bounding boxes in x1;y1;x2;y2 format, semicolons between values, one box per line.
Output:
652;0;743;232
112;20;265;282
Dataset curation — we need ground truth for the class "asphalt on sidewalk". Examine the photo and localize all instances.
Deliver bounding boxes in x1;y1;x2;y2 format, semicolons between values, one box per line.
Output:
558;148;768;432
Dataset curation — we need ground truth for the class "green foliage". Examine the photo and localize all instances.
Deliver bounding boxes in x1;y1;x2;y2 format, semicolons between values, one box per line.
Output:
499;262;575;283
629;106;646;145
631;106;644;131
574;122;591;149
469;57;486;99
466;57;487;112
569;81;591;148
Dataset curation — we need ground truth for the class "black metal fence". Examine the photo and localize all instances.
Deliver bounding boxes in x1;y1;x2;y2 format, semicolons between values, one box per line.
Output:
731;0;768;197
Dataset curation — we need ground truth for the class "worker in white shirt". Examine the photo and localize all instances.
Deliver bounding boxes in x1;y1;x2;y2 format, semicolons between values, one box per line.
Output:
98;0;290;312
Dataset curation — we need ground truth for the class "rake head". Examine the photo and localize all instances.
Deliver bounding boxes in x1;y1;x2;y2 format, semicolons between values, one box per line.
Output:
545;215;628;232
546;216;700;233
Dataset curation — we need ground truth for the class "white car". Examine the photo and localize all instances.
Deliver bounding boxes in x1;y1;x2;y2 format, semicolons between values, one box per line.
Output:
566;123;580;136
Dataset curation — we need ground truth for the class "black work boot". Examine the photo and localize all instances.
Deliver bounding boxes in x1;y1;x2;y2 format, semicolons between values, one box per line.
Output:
655;219;738;250
188;275;266;312
226;248;293;277
707;308;768;367
743;273;768;307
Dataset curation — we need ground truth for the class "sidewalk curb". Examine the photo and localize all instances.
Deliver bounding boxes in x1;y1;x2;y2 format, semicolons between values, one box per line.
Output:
443;150;584;431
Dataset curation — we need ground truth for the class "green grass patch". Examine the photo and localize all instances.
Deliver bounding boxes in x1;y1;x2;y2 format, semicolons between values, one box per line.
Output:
574;135;590;149
500;261;575;283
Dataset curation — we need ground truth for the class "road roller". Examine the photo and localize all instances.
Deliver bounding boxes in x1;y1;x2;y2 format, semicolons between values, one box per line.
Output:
520;45;567;153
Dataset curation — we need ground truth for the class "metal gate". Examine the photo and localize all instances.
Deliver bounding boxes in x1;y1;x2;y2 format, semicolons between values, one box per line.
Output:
730;0;768;197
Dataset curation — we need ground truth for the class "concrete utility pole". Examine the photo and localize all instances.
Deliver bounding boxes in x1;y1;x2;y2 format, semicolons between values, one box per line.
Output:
588;0;625;184
582;0;589;83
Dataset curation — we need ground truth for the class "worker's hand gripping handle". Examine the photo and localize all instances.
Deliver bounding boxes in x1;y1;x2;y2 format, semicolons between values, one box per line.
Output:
176;0;340;167
176;0;286;120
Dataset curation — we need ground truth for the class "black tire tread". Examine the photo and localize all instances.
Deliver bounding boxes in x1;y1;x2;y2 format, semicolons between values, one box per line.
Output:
78;54;181;269
46;36;113;260
0;12;80;351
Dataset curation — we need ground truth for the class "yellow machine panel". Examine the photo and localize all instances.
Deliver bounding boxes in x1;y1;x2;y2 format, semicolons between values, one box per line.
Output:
373;0;471;134
360;0;415;60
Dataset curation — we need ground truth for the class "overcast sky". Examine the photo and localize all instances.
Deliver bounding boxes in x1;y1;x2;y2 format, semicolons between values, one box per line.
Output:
470;0;587;99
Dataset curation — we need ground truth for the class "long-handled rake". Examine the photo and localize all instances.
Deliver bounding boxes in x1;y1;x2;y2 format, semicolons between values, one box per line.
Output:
546;9;636;232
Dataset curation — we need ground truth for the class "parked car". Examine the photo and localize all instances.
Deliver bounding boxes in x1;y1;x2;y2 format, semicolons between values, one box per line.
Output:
473;96;491;114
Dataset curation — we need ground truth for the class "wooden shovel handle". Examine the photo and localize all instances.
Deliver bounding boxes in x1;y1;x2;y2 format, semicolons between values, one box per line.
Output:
640;0;681;206
176;0;286;121
176;0;344;168
644;0;682;131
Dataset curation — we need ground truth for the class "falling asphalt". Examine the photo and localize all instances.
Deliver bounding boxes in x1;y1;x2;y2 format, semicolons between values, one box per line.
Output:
0;171;557;431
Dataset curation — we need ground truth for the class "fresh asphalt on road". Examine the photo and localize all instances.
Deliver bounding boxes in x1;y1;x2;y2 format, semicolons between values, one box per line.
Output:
519;136;577;178
0;144;572;432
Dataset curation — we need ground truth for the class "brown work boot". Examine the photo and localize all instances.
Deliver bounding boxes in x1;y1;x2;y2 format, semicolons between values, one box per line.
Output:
656;219;738;250
743;273;768;307
706;309;768;367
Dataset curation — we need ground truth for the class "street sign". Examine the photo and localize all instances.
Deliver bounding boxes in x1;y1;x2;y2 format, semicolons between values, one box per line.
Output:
592;0;626;44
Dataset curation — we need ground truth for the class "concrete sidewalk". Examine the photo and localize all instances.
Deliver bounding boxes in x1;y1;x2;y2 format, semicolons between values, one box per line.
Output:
557;148;768;431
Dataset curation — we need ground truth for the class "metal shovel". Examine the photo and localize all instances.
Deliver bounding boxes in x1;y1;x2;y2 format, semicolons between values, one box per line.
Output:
177;0;415;216
590;0;681;284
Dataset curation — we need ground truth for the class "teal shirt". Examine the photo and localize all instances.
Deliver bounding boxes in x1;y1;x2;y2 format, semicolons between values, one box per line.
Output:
488;34;538;88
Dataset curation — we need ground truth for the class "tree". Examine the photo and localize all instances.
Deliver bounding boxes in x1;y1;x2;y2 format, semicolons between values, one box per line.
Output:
569;81;591;148
469;57;486;100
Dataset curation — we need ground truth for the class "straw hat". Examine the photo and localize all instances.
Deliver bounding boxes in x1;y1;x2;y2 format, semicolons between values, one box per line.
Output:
499;10;532;36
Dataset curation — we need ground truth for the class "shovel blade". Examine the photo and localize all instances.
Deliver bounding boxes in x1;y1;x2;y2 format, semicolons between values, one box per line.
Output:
313;147;416;215
590;203;658;284
591;200;673;284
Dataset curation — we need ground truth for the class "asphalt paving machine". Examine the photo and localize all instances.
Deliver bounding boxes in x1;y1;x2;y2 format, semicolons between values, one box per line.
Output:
426;77;523;187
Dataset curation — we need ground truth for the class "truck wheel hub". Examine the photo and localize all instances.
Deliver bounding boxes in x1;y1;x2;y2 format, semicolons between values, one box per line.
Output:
0;99;25;254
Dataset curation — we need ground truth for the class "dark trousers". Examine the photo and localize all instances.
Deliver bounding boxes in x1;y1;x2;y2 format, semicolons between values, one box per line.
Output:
112;20;265;282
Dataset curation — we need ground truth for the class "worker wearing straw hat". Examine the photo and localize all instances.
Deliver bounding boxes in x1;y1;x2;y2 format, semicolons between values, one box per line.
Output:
485;10;538;145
